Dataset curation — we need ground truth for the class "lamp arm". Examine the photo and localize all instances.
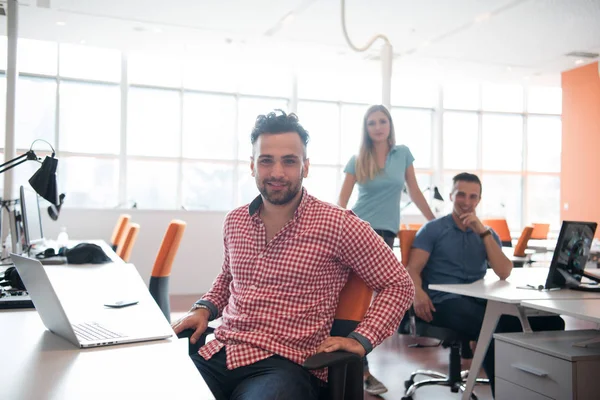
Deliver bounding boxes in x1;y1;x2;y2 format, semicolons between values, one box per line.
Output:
340;0;390;52
0;150;37;174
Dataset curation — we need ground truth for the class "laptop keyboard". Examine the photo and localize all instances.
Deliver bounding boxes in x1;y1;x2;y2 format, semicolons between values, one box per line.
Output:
73;322;126;342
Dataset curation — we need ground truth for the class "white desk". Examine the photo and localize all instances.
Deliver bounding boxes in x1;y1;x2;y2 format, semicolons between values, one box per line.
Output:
521;299;600;325
429;268;600;400
0;249;214;400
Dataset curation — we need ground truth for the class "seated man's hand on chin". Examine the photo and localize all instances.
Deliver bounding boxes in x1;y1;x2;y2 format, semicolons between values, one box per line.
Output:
316;336;366;357
414;289;436;323
171;308;210;345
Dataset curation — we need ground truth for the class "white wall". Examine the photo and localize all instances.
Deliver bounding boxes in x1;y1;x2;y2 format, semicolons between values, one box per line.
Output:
41;208;227;295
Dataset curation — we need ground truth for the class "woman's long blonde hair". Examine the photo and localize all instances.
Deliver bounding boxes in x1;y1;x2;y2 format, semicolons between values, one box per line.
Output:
355;105;396;183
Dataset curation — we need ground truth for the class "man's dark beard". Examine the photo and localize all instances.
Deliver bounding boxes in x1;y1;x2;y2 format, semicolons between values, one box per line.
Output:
258;178;303;206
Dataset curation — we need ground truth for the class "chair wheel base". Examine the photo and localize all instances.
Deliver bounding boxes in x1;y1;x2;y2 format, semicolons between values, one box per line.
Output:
404;380;414;390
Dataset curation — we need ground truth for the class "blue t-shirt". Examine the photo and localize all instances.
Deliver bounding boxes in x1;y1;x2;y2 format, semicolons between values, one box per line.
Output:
344;145;414;233
412;214;502;304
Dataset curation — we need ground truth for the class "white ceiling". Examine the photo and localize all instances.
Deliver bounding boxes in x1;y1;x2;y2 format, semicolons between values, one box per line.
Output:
1;0;599;85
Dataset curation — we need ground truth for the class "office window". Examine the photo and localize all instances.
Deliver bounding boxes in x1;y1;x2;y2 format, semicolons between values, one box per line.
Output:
237;97;288;160
183;56;238;93
297;67;341;101
303;165;339;204
339;70;380;104
528;86;562;114
237;162;258;207
340;104;368;164
0;36;6;71
392;108;432;169
127;160;179;209
443;112;478;170
392;80;437;108
238;61;292;98
182;162;234;210
443;82;479;110
128;52;182;88
18;39;58;76
59;44;120;82
0;76;5;146
482;114;523;171
482;83;523;113
480;173;522;230
59;81;120;154
296;101;340;165
527;116;561;172
526;175;560;228
58;157;119;208
182;92;236;160
16;77;56;149
127;87;181;157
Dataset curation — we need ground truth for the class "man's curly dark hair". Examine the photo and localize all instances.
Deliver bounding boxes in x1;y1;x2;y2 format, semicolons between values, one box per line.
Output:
250;110;310;156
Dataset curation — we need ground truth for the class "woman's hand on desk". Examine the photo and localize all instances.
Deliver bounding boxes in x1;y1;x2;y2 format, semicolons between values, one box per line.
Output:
414;289;436;323
171;308;210;344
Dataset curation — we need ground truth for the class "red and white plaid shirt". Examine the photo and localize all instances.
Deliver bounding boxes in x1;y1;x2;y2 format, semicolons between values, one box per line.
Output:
198;188;414;380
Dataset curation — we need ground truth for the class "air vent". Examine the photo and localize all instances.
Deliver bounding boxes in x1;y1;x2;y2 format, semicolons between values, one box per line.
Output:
565;51;599;59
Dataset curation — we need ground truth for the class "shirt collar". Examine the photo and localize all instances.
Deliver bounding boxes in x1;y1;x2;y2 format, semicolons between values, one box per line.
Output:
248;187;310;221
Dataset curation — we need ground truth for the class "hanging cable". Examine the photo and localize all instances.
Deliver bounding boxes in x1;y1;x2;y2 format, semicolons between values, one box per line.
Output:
340;0;390;52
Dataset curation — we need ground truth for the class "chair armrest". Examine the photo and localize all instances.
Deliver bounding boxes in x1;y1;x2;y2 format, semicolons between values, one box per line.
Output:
177;327;215;355
303;351;361;370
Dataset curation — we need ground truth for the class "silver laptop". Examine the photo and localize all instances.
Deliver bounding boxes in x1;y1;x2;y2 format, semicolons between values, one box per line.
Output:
10;254;173;348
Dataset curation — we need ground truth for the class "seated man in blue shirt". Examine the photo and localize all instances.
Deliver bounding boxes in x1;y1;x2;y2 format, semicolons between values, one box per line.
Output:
406;172;564;397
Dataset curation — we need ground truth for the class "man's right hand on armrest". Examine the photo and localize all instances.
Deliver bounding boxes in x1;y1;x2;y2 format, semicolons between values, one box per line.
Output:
413;289;436;323
171;308;211;345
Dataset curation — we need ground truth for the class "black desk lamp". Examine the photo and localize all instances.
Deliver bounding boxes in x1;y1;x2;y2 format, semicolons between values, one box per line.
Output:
0;139;60;206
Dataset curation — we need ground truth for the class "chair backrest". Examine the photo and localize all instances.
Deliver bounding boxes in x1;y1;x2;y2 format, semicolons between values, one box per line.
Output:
531;223;550;240
117;223;140;262
482;218;512;246
398;229;417;265
110;214;131;250
513;226;534;257
407;223;423;231
149;220;187;322
151;220;187;278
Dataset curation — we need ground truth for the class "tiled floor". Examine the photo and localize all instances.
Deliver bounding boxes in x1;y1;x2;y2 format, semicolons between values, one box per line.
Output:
171;295;594;400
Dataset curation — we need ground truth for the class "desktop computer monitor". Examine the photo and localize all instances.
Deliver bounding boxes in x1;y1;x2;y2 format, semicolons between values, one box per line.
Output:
20;185;44;249
545;220;598;290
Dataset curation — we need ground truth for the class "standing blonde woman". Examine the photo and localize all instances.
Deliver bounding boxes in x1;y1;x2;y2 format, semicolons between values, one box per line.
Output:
338;104;435;395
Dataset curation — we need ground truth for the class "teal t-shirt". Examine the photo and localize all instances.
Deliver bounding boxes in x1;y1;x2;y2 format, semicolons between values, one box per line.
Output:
344;145;414;233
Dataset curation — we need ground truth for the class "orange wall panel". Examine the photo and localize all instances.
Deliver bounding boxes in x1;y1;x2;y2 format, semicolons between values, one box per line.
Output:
561;62;600;236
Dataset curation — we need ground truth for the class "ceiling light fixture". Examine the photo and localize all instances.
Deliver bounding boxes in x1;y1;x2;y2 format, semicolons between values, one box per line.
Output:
56;21;66;26
474;13;491;23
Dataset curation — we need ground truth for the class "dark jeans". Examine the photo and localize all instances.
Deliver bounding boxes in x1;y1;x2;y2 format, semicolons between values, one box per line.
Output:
363;229;396;371
430;296;565;397
191;348;321;400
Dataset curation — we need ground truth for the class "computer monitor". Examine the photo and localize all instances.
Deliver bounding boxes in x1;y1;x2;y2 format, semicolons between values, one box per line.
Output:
545;220;598;290
20;185;44;249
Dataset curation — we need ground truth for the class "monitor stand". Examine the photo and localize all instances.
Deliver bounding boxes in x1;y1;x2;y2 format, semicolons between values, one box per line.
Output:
557;269;600;292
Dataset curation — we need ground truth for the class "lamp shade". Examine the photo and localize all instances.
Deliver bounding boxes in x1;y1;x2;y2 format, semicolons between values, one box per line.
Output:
28;155;59;206
433;186;444;201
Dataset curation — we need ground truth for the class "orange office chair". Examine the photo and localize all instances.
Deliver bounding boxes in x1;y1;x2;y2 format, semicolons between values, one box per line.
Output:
116;223;140;263
149;220;187;322
531;223;550;240
110;214;131;251
513;226;534;258
407;223;423;231
397;229;489;400
482;218;512;247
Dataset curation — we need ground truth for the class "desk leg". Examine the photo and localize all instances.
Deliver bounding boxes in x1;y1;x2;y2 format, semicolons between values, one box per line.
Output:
516;306;533;333
461;301;519;400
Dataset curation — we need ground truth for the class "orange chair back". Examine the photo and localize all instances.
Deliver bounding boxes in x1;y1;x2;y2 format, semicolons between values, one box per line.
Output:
110;214;131;249
482;219;512;244
117;223;140;262
513;226;534;257
335;271;373;322
531;223;550;240
407;223;423;231
398;229;417;265
151;220;187;278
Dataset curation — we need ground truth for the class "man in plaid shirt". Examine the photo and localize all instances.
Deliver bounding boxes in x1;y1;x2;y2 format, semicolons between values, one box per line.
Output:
173;110;415;400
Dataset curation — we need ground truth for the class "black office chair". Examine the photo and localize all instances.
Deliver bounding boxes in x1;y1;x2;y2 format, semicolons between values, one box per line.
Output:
178;272;371;400
398;310;489;400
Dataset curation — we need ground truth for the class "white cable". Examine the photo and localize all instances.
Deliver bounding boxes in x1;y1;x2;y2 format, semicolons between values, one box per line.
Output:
340;0;390;52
